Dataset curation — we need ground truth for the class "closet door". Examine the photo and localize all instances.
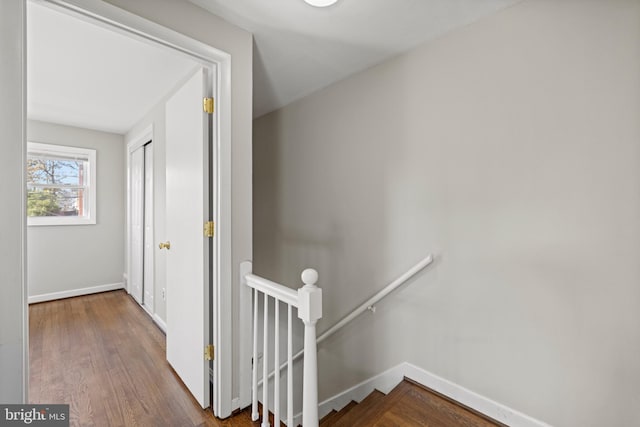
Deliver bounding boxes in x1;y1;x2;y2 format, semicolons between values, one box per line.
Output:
129;146;144;304
142;143;154;312
142;143;155;313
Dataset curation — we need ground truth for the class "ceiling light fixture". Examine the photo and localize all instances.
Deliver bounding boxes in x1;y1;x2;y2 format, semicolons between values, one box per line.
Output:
303;0;338;7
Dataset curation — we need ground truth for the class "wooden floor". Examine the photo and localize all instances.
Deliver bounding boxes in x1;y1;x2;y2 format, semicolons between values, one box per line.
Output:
29;290;256;427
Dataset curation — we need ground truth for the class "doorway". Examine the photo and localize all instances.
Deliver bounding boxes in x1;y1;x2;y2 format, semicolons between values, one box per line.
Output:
25;0;234;418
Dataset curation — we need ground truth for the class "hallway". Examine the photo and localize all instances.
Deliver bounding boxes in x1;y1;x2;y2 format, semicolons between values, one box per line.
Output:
28;290;252;427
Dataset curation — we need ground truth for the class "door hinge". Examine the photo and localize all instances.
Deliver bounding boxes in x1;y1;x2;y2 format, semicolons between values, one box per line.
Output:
205;344;215;361
203;97;214;114
204;221;215;238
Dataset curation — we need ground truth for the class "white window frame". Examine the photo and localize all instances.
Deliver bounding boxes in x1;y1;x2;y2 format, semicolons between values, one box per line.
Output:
27;142;97;226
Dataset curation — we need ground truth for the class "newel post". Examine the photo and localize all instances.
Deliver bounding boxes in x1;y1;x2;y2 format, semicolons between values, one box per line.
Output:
298;268;322;427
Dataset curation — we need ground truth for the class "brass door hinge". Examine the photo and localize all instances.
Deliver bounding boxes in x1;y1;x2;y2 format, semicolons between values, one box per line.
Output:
204;221;214;238
203;97;214;114
205;344;215;361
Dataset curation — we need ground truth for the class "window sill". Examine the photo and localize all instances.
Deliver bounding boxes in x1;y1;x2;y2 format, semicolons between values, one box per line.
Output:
28;217;96;226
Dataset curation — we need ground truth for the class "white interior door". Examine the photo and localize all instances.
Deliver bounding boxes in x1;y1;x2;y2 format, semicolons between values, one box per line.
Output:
143;143;154;313
165;67;211;409
129;146;144;304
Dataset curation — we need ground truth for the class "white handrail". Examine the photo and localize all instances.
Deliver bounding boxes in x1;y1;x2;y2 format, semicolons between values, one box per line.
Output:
246;274;299;306
259;254;434;385
316;254;433;346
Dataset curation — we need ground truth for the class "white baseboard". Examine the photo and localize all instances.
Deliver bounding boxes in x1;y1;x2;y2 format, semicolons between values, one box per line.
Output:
28;282;125;304
312;362;552;427
153;314;167;333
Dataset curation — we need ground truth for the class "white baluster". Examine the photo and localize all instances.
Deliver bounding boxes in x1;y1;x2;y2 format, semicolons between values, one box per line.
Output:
298;269;322;427
274;299;280;427
287;304;293;427
262;294;270;427
252;289;259;421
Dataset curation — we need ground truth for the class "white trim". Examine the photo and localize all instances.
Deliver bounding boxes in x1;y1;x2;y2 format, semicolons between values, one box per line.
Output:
126;124;153;151
153;314;167;333
28;282;124;304
310;362;552;427
238;261;254;409
37;0;230;66
216;46;234;419
20;0;29;403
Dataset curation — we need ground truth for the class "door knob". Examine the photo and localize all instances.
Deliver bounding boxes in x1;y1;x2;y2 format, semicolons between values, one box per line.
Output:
159;241;171;250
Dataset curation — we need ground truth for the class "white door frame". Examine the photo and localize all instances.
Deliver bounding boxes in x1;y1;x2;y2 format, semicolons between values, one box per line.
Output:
37;0;234;418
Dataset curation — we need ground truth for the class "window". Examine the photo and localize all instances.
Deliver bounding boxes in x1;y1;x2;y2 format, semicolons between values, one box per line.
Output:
27;142;96;226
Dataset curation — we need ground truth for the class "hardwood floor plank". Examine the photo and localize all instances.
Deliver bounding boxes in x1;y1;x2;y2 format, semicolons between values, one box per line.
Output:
28;290;252;427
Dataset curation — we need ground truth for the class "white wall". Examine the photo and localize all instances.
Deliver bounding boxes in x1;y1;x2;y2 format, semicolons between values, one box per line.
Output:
253;0;640;425
0;0;27;404
27;120;125;300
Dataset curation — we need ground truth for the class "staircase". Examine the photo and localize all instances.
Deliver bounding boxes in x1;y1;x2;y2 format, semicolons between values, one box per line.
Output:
319;379;504;427
243;258;436;427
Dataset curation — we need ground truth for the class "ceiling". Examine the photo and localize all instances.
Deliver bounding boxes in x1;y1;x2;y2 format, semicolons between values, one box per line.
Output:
28;2;199;134
27;0;523;132
190;0;523;118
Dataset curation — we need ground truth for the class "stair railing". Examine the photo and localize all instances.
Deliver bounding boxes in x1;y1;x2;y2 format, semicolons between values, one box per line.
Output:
245;268;323;427
260;255;434;387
